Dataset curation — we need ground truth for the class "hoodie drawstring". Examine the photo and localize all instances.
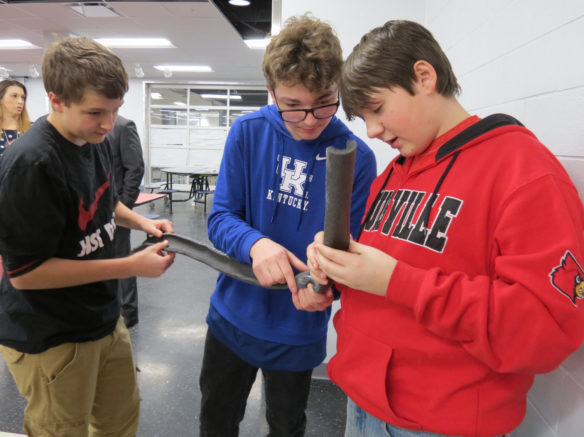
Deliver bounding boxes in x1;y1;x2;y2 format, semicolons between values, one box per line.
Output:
295;149;318;231
357;151;460;240
270;135;285;224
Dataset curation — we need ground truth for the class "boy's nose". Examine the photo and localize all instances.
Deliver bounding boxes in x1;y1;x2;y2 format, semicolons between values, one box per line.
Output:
366;120;384;139
101;114;116;131
302;111;318;126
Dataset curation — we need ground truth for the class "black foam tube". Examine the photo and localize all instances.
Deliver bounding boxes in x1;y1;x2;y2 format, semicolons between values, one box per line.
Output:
323;140;356;250
134;234;319;290
134;141;357;293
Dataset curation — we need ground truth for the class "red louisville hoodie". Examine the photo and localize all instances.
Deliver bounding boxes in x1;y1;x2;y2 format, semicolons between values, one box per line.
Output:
328;114;584;437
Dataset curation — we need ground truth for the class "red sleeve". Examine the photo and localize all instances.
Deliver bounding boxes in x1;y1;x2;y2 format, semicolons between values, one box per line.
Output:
386;174;584;374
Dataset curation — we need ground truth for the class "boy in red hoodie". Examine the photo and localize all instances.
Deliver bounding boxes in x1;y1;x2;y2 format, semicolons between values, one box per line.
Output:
304;20;584;437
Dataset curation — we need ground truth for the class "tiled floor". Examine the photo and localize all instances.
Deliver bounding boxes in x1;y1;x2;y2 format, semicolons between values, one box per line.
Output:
0;195;347;436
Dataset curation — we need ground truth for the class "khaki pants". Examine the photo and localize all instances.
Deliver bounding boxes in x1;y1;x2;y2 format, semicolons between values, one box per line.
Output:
0;317;140;437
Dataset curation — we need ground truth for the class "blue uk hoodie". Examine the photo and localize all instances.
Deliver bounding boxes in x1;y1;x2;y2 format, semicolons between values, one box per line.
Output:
207;104;376;348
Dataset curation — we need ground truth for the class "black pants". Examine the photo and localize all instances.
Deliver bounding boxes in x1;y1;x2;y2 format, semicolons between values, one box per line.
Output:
199;330;313;437
114;226;138;326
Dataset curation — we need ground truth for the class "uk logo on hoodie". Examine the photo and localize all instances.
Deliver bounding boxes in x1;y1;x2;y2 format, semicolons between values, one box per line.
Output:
266;155;310;211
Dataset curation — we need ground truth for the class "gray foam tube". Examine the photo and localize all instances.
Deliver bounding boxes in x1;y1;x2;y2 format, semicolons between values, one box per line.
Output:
323;140;357;250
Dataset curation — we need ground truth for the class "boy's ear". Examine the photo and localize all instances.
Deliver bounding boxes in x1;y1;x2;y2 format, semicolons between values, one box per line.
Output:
47;92;66;112
413;60;437;95
266;84;275;104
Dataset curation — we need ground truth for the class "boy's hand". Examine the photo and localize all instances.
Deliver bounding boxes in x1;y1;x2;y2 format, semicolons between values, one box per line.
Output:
314;237;397;297
130;240;175;277
291;284;334;312
142;218;174;238
306;231;329;286
250;238;308;291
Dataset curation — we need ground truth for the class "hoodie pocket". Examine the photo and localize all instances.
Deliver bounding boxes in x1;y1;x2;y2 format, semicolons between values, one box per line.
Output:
328;322;419;428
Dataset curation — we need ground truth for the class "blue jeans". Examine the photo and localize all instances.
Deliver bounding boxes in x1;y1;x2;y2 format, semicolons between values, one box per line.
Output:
345;398;507;437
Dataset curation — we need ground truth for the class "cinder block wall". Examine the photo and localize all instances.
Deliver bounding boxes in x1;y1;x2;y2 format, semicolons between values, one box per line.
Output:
420;2;584;436
283;0;584;435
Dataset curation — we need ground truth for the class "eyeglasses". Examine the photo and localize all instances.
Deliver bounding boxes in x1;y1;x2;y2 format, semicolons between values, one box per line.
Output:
272;90;340;123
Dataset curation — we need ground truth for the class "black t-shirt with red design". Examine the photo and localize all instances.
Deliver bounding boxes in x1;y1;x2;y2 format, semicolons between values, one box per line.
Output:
0;116;120;353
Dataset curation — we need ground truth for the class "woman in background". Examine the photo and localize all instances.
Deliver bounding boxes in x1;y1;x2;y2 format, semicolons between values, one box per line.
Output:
0;80;31;156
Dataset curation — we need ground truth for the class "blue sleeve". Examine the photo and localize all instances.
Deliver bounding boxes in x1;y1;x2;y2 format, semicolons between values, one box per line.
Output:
350;140;377;238
207;120;265;264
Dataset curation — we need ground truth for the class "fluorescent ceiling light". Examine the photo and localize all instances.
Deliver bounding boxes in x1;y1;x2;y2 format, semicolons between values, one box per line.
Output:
173;101;186;106
0;39;39;49
150;92;163;100
244;38;270;50
201;94;241;100
229;0;251;5
96;38;174;48
154;65;213;73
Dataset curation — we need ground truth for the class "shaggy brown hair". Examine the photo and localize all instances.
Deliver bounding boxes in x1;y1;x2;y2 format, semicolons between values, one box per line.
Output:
262;14;342;92
341;20;461;120
42;36;128;105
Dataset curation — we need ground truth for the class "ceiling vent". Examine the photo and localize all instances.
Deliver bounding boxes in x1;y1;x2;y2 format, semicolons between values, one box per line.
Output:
70;2;121;18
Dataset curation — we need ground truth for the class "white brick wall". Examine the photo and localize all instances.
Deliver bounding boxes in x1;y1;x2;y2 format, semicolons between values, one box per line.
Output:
427;2;584;435
283;1;584;435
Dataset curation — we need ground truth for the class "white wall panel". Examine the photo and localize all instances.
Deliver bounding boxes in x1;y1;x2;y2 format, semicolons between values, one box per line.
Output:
21;77;49;123
514;399;557;437
428;3;584;436
562;342;584;387
474;89;584;157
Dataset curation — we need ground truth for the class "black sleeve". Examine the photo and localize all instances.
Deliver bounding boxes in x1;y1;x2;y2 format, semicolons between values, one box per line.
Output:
118;121;144;207
0;161;66;277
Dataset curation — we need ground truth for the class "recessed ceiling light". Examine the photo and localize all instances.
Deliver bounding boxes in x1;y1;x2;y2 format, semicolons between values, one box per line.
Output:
96;38;175;48
244;38;270;50
0;39;39;49
151;92;163;100
229;0;251;6
154;65;213;73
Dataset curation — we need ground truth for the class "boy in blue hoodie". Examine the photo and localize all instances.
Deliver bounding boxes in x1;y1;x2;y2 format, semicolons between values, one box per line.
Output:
199;14;377;437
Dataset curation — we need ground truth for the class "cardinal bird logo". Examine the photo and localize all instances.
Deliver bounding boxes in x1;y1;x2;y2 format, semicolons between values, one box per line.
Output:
549;250;584;306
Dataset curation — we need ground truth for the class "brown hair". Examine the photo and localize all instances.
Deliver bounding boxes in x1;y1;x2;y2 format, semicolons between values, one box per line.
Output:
0;79;31;134
341;20;461;120
262;14;342;92
42;36;128;105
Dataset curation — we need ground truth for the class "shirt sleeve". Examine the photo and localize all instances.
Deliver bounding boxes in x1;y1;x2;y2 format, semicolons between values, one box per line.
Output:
207;121;264;264
386;174;584;374
0;160;67;277
118;120;144;207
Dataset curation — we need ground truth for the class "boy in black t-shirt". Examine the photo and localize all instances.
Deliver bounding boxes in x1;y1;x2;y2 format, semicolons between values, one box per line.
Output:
0;36;175;437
